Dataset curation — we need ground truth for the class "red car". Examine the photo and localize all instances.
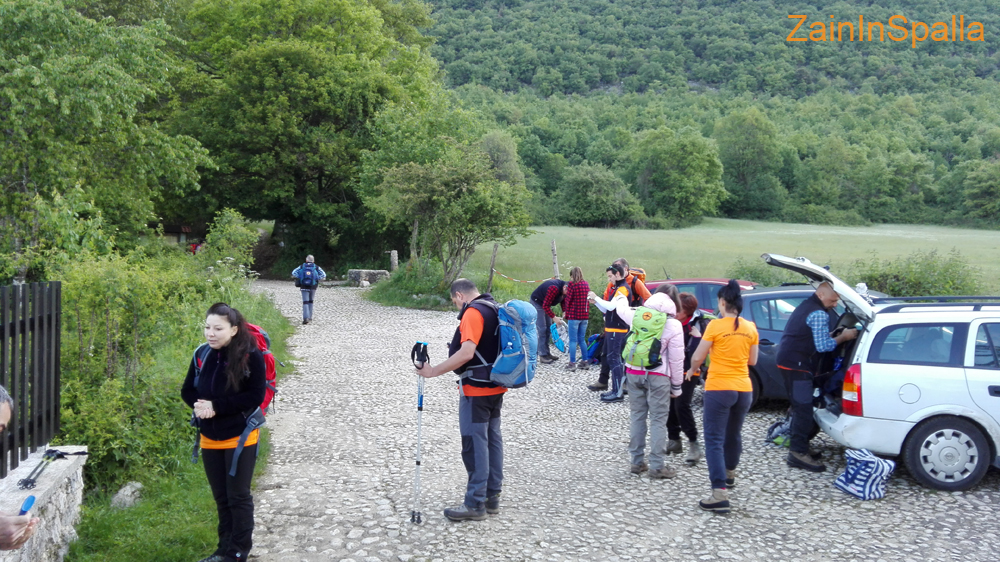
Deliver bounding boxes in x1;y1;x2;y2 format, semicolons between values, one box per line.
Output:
643;278;757;313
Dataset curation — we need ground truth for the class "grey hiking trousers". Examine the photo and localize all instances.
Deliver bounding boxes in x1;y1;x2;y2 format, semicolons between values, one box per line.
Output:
627;372;672;470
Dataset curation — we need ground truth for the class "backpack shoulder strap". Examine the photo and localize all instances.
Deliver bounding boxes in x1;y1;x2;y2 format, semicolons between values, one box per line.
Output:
193;343;212;387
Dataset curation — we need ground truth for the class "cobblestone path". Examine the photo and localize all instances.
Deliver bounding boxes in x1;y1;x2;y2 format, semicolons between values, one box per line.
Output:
250;281;1000;562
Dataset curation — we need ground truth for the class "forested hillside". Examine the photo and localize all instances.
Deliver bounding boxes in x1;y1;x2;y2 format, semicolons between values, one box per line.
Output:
429;0;998;96
424;0;1000;229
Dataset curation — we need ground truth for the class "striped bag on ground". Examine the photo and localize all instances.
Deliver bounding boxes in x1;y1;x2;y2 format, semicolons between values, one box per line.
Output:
834;449;896;500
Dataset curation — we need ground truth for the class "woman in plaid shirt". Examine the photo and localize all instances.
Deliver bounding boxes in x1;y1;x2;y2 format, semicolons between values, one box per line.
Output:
563;267;591;370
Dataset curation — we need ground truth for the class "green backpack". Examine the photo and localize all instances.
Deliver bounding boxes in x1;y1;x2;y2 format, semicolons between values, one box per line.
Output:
622;306;668;369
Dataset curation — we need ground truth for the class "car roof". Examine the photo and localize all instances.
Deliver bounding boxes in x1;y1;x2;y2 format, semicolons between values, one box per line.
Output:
647;278;757;287
741;286;815;297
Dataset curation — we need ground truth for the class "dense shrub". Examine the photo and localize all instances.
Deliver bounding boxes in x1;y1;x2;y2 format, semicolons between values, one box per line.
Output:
53;214;292;491
847;250;985;297
725;257;804;288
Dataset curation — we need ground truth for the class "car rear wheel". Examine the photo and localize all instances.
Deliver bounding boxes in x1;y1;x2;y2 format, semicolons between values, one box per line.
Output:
748;370;761;410
903;416;990;491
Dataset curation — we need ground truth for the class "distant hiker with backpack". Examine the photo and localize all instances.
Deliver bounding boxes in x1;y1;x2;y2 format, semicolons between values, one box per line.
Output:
182;302;266;562
291;255;326;325
529;277;568;364
562;266;591;371
686;280;759;514
603;258;651;308
612;286;685;478
415;279;511;522
665;291;712;465
588;263;633;403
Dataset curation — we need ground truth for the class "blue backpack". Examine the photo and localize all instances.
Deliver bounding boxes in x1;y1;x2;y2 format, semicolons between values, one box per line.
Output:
297;263;319;287
467;300;538;388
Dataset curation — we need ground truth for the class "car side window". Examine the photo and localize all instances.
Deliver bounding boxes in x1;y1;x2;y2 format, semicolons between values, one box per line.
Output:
748;297;808;332
750;300;771;331
973;324;1000;368
870;323;962;365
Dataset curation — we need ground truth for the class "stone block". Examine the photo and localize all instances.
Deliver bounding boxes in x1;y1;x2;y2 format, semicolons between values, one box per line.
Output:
347;269;389;287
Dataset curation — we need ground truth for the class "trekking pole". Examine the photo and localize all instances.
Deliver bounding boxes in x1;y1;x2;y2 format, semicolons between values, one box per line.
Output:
410;341;430;524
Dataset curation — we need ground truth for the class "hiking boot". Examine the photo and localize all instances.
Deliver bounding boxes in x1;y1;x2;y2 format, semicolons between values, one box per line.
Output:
539;355;556;364
577;360;590;370
485;494;500;515
600;390;625;403
302;319;309;325
809;449;823;460
787;451;827;473
665;439;683;455
564;362;576;371
685;441;703;465
587;382;608;391
725;469;736;488
699;488;730;514
649;466;677;479
630;461;648;474
443;503;487;522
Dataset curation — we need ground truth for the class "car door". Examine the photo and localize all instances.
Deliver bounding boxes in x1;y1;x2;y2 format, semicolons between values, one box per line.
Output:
863;322;969;421
744;294;809;398
964;321;1000;427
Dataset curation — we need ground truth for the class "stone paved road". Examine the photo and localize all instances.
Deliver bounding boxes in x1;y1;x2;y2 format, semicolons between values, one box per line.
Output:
250;281;1000;562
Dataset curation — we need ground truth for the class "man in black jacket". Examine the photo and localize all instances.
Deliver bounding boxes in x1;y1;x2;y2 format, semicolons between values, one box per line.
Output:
776;282;858;472
530;278;568;363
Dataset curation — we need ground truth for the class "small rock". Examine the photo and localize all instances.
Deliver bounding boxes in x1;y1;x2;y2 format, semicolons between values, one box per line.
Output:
111;481;144;509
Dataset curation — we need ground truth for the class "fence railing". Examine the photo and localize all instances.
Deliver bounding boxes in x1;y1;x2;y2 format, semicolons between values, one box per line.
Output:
0;282;61;479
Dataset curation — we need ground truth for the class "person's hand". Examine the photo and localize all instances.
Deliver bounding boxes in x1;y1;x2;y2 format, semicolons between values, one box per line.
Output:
833;328;859;343
193;399;215;419
555;317;567;328
690;325;702;338
0;513;39;550
416;363;435;379
684;369;695;381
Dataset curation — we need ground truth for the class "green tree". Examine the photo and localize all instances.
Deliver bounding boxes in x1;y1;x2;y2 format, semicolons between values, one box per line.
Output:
367;143;531;284
0;0;212;243
964;158;1000;220
627;127;725;224
167;0;437;263
556;162;644;227
715;108;785;218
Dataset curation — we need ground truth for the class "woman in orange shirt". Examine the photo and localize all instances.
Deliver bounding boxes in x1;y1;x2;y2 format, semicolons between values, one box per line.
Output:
686;280;758;514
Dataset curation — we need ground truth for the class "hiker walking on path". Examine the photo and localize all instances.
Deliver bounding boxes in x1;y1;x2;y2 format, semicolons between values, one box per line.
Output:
291;256;326;325
686;280;758;514
529;278;567;364
613;288;684;478
607;258;651;307
776;282;858;473
562;267;591;371
415;279;505;522
182;303;266;562
666;292;711;464
589;263;634;403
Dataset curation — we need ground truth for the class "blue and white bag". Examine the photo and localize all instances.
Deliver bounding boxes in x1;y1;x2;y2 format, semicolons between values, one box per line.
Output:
834;448;896;500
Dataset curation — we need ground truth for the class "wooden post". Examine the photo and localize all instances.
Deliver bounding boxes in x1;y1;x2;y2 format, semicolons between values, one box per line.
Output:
551;239;559;278
486;243;499;293
389;250;398;272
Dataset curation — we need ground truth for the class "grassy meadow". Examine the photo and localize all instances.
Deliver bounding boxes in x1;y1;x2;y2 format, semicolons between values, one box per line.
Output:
464;219;1000;297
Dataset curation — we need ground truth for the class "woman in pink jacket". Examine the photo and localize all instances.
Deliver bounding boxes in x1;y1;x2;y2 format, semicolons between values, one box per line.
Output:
607;285;685;478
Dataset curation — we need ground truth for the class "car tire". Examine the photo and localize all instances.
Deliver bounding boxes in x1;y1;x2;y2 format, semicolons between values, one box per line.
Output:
748;370;761;410
903;416;991;491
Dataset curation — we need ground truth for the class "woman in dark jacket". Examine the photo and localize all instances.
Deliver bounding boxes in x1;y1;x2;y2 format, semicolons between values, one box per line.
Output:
182;302;266;562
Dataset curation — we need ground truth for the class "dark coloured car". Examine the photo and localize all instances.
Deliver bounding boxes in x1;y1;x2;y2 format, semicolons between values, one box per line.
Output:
644;278;757;313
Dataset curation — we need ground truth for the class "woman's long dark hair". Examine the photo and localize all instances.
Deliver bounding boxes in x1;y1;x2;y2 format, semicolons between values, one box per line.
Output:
717;279;744;330
654;283;681;316
207;302;254;391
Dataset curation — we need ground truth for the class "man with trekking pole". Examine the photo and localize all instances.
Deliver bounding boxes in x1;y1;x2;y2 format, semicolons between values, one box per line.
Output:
414;278;505;522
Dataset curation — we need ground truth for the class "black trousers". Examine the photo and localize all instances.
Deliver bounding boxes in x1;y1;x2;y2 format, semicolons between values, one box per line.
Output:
667;376;699;441
202;444;258;560
783;369;818;454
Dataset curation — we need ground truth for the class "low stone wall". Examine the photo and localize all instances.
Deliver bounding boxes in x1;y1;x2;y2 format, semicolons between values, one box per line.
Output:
0;445;88;562
347;269;390;287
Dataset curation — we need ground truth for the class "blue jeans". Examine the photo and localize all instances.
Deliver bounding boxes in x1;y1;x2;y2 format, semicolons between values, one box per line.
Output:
530;301;553;356
459;393;504;509
702;390;753;489
568;320;588;362
300;287;316;320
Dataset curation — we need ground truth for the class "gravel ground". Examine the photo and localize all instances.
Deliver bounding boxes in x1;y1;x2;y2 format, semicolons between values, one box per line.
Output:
249;281;1000;562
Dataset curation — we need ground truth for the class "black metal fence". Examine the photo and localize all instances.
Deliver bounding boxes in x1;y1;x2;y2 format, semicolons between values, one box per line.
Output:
0;282;61;478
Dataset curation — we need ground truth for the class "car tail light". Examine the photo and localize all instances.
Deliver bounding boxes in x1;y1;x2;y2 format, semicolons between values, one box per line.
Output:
842;363;862;417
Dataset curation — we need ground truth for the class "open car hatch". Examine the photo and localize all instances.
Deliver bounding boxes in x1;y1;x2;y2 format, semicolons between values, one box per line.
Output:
760;253;875;323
